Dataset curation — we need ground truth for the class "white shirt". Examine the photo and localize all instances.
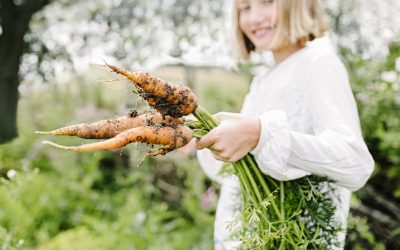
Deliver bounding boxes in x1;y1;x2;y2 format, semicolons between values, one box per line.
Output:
197;36;375;250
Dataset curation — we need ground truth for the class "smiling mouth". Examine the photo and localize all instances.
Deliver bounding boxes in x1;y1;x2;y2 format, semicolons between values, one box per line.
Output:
252;28;272;38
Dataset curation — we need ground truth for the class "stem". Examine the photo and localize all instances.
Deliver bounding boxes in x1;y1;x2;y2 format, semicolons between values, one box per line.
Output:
193;105;219;129
245;155;282;220
234;162;258;203
192;129;208;139
239;159;263;203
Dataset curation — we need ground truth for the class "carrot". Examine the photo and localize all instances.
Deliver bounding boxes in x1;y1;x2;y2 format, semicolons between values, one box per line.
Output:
42;124;192;153
35;110;183;139
105;64;197;117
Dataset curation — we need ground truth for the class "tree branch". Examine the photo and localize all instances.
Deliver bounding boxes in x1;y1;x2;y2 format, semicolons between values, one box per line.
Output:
353;204;397;228
352;184;400;247
352;204;400;247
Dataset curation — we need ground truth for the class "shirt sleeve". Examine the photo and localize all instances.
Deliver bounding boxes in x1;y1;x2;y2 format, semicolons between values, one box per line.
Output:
251;54;374;191
197;149;224;184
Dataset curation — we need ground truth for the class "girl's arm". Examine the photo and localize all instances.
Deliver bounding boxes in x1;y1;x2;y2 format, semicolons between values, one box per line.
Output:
252;54;374;191
252;110;374;191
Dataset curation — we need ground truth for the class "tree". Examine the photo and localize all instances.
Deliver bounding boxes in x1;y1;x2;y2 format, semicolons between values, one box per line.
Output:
0;0;50;143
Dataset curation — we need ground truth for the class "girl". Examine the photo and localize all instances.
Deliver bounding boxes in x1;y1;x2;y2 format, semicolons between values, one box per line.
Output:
195;0;374;249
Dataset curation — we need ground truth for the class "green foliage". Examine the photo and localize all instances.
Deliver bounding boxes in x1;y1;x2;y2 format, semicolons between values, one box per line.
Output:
342;42;400;248
346;214;386;250
344;42;400;199
0;69;216;249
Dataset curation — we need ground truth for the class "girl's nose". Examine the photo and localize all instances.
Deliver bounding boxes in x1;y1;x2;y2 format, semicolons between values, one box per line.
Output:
249;5;267;24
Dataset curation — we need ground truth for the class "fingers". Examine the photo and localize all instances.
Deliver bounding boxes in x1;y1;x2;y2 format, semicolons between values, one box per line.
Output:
197;134;233;162
196;132;241;163
210;151;240;163
196;132;216;150
196;129;224;152
177;138;196;154
210;151;226;162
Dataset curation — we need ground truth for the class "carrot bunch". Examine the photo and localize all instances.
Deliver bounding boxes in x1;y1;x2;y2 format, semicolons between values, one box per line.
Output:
37;64;197;155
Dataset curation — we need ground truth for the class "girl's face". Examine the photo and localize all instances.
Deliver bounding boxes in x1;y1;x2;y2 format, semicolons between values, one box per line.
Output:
238;0;277;51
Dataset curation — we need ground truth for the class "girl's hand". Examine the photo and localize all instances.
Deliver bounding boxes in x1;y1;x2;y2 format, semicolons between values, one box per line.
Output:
196;112;261;162
177;138;196;155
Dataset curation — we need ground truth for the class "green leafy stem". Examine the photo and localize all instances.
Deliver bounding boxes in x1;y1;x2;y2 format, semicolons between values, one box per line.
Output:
188;105;340;250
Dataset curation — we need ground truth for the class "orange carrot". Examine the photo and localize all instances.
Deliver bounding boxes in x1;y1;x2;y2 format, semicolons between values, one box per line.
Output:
36;110;183;139
105;64;197;117
42;124;192;153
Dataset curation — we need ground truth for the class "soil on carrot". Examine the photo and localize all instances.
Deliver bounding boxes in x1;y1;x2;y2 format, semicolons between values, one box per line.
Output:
140;92;184;118
128;109;138;117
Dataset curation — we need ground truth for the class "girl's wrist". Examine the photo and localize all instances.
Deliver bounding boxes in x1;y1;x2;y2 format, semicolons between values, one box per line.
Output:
244;118;261;150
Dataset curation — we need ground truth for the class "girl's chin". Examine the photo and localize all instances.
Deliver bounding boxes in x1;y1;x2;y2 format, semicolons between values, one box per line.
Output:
254;43;272;51
250;38;272;50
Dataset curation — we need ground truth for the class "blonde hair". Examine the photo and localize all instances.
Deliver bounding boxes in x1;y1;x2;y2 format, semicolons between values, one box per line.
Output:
232;0;329;60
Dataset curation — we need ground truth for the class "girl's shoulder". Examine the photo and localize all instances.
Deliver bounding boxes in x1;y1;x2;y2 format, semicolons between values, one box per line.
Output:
288;36;347;83
302;36;342;66
253;66;270;80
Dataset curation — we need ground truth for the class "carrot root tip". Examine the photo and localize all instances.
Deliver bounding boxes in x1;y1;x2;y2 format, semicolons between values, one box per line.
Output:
97;78;124;83
90;63;108;69
35;131;52;135
41;140;73;150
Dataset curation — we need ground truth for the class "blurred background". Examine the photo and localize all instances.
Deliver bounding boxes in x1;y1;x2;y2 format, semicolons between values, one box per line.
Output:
0;0;399;249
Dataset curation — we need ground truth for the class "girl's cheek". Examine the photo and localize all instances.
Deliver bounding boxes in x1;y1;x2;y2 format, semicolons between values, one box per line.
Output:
239;16;249;33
